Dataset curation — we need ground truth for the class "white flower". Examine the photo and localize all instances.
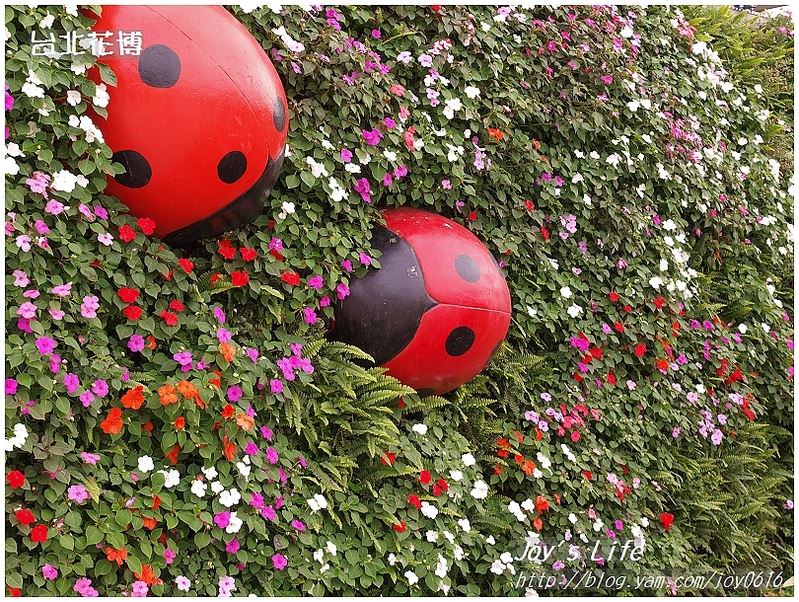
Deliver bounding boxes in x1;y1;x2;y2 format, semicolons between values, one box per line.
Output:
66;90;82;106
450;469;463;482
659;258;669;272
21;80;44;99
4;156;19;176
137;455;155;473
308;493;328;513
405;570;419;586
226;511;243;534
175;576;191;592
190;479;207;498
620;26;634;38
470;479;488;499
383;149;397;162
426;530;439;543
626;100;640;112
326;540;337;556
571;173;584;183
649;276;664;289
421;501;439;519
442;97;462;119
160;469;180;489
387;552;397;566
4;423;28;451
568;513;578;524
490;560;505;575
521;498;535;512
281;201;295;215
461;452;476;467
560;286;572;299
306;156;328;178
458;518;471;532
464;85;480;99
754;84;763;95
412;423;428;436
51;170;81;193
486;535;495;545
536;452;551;470
500;552;514;564
236;460;251;480
219;488;241;507
738;324;748;334
567;304;583;318
314;549;324;563
435;554;448;578
210;480;224;494
39;14;55;28
691;41;707;55
761;323;771;334
344;163;361;174
92;83;109;108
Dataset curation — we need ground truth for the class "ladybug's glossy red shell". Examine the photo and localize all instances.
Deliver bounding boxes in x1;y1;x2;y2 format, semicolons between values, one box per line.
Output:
91;6;287;245
334;208;512;395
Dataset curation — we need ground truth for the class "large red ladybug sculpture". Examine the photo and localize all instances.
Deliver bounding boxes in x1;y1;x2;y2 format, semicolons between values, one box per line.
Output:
91;6;287;246
334;208;512;395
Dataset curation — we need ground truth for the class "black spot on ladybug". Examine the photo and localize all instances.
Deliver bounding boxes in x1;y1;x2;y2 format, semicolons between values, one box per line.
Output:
138;44;181;88
217;151;247;184
445;326;475;356
272;97;286;131
112;150;152;188
455;254;480;282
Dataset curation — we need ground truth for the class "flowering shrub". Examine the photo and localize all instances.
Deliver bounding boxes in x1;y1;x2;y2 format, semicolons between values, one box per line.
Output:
4;4;794;596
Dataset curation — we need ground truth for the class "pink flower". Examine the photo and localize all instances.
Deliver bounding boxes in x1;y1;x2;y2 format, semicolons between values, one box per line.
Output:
127;334;145;353
270;379;283;394
80;452;100;465
336;283;350;300
340;148;353;163
68;484;90;504
353;177;372;203
600;75;613;85
307;275;324;290
42;564;58;580
163;548;176;565
80;295;100;319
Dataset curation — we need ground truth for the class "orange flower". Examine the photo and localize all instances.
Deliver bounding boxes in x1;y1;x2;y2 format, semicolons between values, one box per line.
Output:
219;342;236;362
209;369;222;389
236;412;254;431
121;386;145;410
487;127;504;141
142;517;157;531
133;564;162;586
100;407;123;435
535;495;549;513
104;546;127;566
521;460;536;476
222;436;236;461
174;416;185;430
158;384;178;406
221;404;235;419
533;517;543;531
176;380;197;398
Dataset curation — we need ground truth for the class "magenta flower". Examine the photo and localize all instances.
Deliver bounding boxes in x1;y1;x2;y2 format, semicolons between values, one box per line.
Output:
80;452;100;465
42;564;58;580
35;336;57;356
340;148;353;163
5;378;18;395
353;177;372;203
17;301;37;319
291;519;306;532
362;128;383;146
336;283;350;300
214;511;231;529
163;548;176;565
307;275;324;290
227;385;243;402
272;553;288;570
270;379;284;394
358;253;372;266
265;447;279;464
225;539;240;554
262;505;277;522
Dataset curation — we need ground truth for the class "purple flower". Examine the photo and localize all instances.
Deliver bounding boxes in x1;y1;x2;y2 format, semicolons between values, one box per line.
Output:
64;373;80;394
5;378;18;396
91;379;109;397
68;484;90;504
270;379;284;394
265;447;279;464
128;334;145;353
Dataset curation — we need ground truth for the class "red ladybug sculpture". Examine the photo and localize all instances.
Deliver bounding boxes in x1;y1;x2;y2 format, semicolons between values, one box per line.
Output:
91;6;287;246
334;208;512;395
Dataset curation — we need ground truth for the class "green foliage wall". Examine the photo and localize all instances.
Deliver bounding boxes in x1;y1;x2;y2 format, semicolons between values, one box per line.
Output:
4;4;794;596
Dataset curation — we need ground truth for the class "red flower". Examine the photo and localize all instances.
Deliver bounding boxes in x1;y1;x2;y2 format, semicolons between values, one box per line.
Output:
30;524;48;543
7;586;21;597
178;258;194;274
613;321;624;333
166;444;180;465
468;211;477;222
659;512;675;532
240;247;258;262
419;470;432;485
168;299;185;312
655;358;669;372
161;269;174;281
581;470;593;481
119;224;137;243
269;249;284;261
589;346;603;359
142;517;157;531
210;273;223;286
623;304;632;313
121;386;145;410
231;270;250;287
379;452;396;466
608;291;620;302
142;421;154;433
408;494;422;509
122;305;142;321
15;509;35;525
218;239;236;260
117;287;139;304
633;343;647;358
151;495;161;510
607;372;617;386
7;470;25;489
653;296;666;309
524;200;535;211
535;495;549;513
281;271;301;286
393;521;406;533
136;217;157;235
221;404;235;419
436;478;449;492
160;311;179;327
540;226;550;241
100;407;124;435
174;416;186;430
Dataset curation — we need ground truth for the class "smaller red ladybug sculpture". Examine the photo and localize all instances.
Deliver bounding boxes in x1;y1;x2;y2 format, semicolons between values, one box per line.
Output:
334;208;512;395
91;6;288;246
